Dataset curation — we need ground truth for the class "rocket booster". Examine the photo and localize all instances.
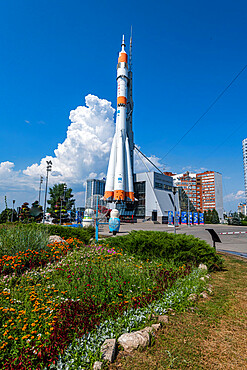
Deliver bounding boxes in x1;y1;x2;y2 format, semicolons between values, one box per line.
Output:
104;35;134;202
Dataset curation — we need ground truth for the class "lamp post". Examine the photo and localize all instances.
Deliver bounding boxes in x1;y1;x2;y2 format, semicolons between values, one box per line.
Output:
59;184;67;225
11;200;15;222
172;187;177;234
187;184;191;227
38;176;44;205
43;161;52;224
59;196;63;225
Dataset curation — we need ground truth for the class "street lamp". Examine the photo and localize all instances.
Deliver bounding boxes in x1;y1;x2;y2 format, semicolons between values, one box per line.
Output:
59;184;67;225
187;184;191;227
172;187;177;234
38;176;44;205
11;200;15;222
42;161;52;224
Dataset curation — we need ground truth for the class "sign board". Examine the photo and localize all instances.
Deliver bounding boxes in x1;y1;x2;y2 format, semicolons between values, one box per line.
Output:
181;211;187;224
189;212;193;224
193;212;198;225
199;213;204;225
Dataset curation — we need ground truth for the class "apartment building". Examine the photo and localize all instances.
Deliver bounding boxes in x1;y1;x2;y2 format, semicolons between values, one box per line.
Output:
238;202;247;216
173;171;223;221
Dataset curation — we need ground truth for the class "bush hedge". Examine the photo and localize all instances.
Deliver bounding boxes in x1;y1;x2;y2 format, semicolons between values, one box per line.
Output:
38;224;95;244
105;230;223;271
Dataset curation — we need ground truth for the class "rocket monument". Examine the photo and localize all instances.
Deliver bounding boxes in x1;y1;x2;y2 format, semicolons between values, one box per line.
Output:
104;35;134;202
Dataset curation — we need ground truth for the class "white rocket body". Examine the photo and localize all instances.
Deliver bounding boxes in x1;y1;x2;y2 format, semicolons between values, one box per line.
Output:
104;36;134;202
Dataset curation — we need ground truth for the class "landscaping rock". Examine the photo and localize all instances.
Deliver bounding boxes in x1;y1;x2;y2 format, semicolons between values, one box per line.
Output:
141;326;154;334
93;361;103;370
200;291;209;299
118;330;150;351
152;323;162;331
100;338;117;362
48;235;65;244
207;284;213;294
188;293;197;301
198;263;208;270
157;315;169;323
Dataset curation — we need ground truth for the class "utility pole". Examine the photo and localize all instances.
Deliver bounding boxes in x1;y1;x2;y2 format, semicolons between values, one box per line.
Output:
173;187;177;234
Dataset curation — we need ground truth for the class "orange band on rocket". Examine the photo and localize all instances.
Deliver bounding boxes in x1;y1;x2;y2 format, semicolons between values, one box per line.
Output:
117;96;127;105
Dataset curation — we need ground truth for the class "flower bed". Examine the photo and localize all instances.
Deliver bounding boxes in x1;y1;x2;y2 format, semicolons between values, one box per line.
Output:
0;237;208;369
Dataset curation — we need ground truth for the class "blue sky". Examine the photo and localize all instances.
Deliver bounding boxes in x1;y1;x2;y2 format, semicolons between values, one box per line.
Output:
0;0;246;212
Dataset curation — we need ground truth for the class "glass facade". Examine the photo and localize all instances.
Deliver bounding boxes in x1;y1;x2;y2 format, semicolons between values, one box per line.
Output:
85;179;105;208
134;181;145;217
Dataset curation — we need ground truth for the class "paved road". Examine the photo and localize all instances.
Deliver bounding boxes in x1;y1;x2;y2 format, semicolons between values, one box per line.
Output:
100;222;247;257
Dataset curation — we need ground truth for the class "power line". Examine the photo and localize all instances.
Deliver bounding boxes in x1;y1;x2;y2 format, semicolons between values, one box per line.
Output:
160;63;247;161
202;118;247;164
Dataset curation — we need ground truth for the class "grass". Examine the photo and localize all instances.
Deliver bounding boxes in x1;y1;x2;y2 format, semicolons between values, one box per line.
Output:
108;253;247;369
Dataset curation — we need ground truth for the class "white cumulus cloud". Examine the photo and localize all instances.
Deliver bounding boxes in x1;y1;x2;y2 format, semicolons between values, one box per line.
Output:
224;190;245;202
23;94;115;183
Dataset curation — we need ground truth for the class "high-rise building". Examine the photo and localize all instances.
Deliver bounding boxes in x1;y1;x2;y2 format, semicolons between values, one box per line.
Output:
242;138;247;202
173;171;223;221
85;179;105;208
238;202;247;216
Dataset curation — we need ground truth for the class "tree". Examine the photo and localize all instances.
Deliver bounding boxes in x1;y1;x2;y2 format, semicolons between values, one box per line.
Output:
231;212;241;225
19;202;31;222
30;200;43;222
204;209;220;224
47;183;75;223
0;196;17;223
0;209;17;223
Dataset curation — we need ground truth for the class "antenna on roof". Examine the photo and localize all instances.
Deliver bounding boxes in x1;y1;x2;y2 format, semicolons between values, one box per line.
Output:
129;26;133;71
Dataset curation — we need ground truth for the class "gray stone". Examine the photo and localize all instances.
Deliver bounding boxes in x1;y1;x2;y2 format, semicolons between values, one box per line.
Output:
198;263;208;270
48;235;65;244
151;323;162;331
100;338;117;362
157;315;169;323
93;361;103;370
200;291;209;299
207;284;213;294
188;293;197;301
118;330;150;351
141;326;154;334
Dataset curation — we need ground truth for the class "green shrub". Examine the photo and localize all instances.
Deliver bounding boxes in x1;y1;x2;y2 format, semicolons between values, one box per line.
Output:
38;224;95;244
104;230;223;271
241;221;247;226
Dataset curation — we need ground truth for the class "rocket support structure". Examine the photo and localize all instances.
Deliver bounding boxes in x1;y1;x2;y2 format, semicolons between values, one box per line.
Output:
104;35;134;202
